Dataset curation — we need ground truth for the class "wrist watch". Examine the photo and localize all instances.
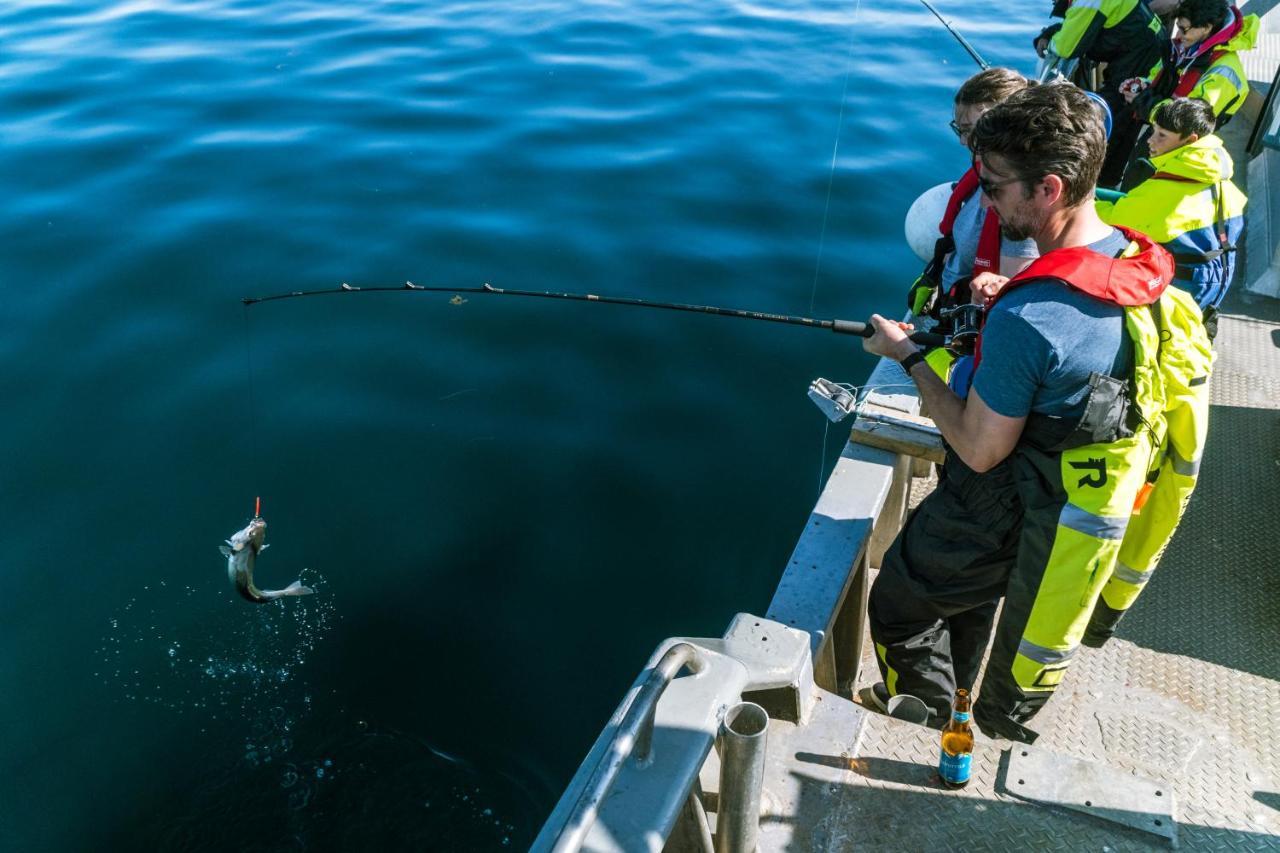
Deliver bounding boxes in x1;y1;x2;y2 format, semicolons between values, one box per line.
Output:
899;349;926;374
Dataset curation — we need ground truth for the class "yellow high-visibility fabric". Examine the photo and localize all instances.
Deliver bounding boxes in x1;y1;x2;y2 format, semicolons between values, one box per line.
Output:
1147;15;1260;121
1012;434;1151;694
1096;136;1246;243
1052;0;1154;58
1102;287;1212;610
1011;286;1210;693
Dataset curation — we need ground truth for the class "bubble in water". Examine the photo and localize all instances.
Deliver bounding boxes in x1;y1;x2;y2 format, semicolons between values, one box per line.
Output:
281;768;299;789
98;571;336;719
286;787;311;811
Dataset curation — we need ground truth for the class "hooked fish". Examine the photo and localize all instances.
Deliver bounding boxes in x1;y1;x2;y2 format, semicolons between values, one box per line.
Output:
220;517;314;604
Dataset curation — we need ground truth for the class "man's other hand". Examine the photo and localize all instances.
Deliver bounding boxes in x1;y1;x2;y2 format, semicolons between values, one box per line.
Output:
862;314;918;361
970;272;1010;308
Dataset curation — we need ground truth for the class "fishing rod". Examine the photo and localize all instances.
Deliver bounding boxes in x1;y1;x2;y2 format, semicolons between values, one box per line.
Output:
918;0;990;70
242;281;949;348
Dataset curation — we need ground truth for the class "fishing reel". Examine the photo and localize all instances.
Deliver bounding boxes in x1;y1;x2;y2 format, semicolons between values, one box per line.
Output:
937;303;984;357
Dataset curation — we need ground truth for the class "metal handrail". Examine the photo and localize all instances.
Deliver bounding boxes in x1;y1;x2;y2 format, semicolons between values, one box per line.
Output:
549;642;707;853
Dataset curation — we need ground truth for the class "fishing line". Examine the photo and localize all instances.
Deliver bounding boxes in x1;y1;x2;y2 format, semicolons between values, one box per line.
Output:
807;0;863;316
807;0;865;496
242;302;263;483
812;381;924;496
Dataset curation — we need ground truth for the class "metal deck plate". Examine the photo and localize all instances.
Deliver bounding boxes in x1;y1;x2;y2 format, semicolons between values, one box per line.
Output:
1004;745;1176;842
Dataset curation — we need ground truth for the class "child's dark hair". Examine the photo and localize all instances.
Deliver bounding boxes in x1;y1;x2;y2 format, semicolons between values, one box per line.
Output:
1153;97;1215;139
1175;0;1228;31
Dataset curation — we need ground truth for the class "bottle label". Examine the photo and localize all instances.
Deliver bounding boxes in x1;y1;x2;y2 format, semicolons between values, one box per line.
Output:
939;748;972;784
952;711;971;723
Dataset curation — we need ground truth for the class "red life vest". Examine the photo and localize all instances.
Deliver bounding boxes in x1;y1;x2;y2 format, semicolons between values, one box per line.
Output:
938;166;1002;280
973;226;1174;368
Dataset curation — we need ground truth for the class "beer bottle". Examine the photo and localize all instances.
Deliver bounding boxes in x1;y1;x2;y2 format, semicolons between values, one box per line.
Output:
938;689;973;789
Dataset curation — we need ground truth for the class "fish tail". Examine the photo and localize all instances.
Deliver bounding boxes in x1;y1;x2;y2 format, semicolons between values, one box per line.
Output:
280;579;315;596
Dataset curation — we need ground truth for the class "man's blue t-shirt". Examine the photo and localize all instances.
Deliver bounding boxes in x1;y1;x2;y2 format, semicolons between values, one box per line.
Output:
972;229;1133;421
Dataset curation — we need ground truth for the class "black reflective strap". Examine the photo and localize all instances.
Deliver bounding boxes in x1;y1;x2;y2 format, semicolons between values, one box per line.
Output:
1212;180;1236;254
924;234;954;284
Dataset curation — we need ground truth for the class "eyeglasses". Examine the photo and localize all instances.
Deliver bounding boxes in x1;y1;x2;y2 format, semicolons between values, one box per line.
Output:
978;174;1022;198
949;119;975;138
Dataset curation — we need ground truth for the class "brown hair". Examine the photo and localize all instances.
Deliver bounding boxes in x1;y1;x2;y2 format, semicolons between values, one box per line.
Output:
955;67;1032;107
967;82;1105;208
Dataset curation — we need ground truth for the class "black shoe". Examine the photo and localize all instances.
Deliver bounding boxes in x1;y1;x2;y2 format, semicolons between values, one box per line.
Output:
859;682;891;713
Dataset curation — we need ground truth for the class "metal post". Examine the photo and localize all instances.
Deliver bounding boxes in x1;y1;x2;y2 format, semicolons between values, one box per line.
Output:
714;702;769;853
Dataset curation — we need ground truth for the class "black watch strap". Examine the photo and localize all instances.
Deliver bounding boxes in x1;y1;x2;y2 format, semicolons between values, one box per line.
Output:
899;350;926;374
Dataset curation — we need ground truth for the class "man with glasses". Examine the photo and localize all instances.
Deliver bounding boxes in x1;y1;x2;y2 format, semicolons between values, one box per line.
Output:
859;84;1210;742
906;68;1038;334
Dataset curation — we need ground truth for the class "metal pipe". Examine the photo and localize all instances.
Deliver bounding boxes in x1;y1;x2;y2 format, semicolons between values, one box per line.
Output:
550;642;706;853
715;702;770;853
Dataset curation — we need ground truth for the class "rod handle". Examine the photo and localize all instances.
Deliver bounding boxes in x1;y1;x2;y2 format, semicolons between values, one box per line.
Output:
832;319;947;348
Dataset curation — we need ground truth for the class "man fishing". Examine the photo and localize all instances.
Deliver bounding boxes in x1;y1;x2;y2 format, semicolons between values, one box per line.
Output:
860;83;1211;741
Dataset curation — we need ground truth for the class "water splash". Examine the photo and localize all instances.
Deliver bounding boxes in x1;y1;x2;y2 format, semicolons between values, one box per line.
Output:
96;568;336;764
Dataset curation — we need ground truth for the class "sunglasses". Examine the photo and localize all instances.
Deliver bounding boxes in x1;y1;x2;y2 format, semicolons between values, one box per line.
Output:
978;174;1022;198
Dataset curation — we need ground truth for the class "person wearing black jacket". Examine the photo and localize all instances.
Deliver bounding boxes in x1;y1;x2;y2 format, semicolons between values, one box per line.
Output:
1034;0;1169;186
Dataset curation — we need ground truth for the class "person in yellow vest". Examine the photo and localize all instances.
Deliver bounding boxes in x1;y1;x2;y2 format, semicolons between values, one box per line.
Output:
1127;0;1259;129
1097;97;1246;338
1116;0;1258;186
860;84;1211;742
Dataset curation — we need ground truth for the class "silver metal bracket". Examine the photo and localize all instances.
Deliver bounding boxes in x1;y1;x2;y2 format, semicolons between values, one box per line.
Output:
1004;745;1177;844
808;377;858;423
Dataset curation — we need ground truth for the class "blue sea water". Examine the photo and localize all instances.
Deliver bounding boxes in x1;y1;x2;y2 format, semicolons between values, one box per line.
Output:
0;1;1042;849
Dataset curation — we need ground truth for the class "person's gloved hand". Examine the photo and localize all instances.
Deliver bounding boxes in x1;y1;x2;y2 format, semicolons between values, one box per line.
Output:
907;273;939;317
1034;23;1062;58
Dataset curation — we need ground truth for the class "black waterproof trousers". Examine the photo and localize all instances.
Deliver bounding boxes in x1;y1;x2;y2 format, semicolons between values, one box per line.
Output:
868;452;1017;718
868;450;1051;742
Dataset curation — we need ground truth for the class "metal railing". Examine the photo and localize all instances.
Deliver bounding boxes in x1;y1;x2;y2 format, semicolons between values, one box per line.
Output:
548;643;706;853
538;354;927;852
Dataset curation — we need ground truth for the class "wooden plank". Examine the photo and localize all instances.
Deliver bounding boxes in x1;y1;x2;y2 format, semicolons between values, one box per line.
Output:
849;403;946;464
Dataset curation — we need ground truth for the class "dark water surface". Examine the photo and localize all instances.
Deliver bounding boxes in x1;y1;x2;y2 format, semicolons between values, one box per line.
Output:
1;1;1039;849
